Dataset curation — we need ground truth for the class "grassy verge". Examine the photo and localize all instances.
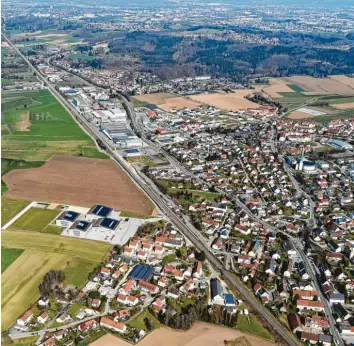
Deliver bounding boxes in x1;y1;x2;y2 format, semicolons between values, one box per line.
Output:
237;314;273;340
1;248;24;273
12;208;60;232
129;308;161;331
1;196;30;226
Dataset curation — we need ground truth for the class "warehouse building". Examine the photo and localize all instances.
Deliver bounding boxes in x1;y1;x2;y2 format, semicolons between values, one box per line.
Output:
124;149;141;157
56;210;82;228
68;220;92;238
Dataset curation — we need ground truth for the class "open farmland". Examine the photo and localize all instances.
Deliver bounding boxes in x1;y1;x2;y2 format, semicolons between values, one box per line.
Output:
189;90;261;111
332;103;354;109
329;75;354;88
1;248;24;273
262;79;296;98
281;76;354;95
90;322;275;346
1;196;30;226
2;229;111;261
133;93;176;105
1;236;109;331
3;155;155;216
1;90;107;161
157;97;201;111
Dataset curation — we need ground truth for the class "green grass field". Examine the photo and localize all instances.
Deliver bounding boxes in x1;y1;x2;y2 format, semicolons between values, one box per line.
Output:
2;230;111;331
1;248;24;273
129;308;161;331
1;196;30;226
287;84;305;93
322;96;354;104
237;315;273;340
131;98;151;108
12;208;60;232
2;89;107;161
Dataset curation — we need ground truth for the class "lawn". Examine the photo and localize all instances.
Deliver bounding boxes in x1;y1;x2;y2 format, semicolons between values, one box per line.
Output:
237;314;273;341
1;196;30;226
129;308;161;331
1;247;24;273
12;207;60;232
68;303;87;318
1;231;111;331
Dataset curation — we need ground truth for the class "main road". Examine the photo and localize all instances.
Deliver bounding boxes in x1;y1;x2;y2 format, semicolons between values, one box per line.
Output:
2;33;300;346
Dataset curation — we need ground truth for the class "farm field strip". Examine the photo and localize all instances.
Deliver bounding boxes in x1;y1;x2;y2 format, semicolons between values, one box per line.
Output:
3;155;155;216
1;248;24;273
1;250;69;331
2;229;111;262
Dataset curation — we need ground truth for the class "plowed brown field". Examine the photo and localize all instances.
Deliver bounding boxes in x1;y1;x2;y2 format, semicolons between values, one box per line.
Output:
3;155;154;216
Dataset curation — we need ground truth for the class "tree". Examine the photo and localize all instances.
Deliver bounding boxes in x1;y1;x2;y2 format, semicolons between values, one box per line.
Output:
195;250;206;262
89;291;101;300
176;247;187;259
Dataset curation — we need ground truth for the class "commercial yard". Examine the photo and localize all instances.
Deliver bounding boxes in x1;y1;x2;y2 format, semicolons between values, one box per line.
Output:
1;230;111;330
189;90;261;111
90;322;275;346
3;155;155;216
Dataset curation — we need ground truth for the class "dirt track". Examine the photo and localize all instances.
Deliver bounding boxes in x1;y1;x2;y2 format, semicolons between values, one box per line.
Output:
90;322;275;346
3;155;155;216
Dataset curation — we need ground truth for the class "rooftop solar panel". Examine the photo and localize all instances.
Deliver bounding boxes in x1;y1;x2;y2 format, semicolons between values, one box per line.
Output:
75;221;90;231
90;205;112;217
128;265;154;281
100;217;119;230
63;211;79;221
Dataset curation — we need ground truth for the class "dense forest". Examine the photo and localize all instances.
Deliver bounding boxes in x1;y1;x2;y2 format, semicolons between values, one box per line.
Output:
107;28;354;80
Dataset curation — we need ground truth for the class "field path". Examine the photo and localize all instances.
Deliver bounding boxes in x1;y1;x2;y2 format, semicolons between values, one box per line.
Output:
1;201;37;230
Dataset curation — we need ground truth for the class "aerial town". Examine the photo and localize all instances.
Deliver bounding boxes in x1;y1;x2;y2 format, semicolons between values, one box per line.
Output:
2;1;354;346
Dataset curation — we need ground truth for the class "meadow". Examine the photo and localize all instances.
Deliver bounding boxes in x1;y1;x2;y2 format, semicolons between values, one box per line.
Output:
2;89;107;161
1;230;111;331
1;196;30;226
1;248;24;273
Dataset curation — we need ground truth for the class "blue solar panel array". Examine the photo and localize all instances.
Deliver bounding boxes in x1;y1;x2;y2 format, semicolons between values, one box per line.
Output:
63;211;79;221
100;217;119;230
75;221;90;231
90;205;112;217
125;149;140;154
128;265;154;281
